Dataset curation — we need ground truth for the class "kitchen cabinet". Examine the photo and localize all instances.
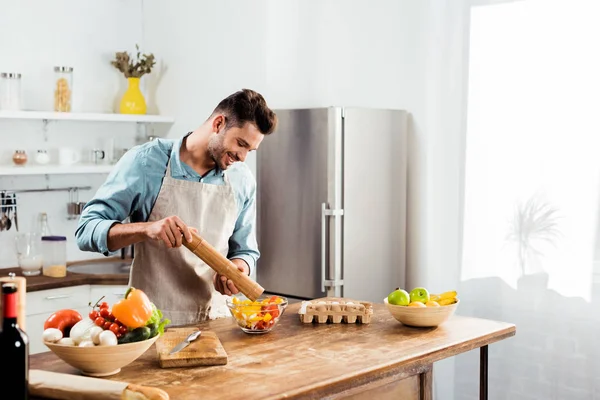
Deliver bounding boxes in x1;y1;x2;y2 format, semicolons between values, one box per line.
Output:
26;285;90;354
89;284;128;308
26;284;128;354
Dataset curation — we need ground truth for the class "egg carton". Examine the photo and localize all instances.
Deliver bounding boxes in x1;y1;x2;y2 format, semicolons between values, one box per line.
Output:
298;297;374;324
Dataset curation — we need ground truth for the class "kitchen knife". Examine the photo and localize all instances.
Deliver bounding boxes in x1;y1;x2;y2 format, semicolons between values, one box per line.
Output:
168;330;202;355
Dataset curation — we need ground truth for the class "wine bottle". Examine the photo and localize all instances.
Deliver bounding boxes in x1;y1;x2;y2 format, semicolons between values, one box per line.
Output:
0;282;29;399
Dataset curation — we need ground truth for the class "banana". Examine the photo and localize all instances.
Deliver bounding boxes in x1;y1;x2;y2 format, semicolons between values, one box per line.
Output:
438;297;458;306
438;291;457;300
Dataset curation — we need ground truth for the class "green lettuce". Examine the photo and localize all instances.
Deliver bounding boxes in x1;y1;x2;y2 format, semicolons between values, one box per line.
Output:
146;302;170;337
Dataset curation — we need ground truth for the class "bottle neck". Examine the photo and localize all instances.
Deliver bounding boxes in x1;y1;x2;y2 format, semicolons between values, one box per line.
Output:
3;291;18;322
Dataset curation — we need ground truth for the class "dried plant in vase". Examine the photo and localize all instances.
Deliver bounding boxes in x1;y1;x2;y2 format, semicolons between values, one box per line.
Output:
111;44;156;114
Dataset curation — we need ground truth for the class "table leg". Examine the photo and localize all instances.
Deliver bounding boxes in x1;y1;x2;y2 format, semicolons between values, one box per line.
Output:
480;345;488;400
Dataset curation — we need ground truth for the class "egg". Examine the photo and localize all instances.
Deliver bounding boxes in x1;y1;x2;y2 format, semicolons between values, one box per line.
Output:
89;326;104;345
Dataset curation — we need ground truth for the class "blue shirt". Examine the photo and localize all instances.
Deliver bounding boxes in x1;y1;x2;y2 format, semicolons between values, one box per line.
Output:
75;135;259;271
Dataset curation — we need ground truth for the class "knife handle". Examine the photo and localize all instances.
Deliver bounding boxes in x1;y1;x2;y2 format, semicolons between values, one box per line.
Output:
183;231;264;301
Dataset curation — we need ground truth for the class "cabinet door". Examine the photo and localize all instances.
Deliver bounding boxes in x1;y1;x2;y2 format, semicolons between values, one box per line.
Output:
26;285;91;355
89;285;129;308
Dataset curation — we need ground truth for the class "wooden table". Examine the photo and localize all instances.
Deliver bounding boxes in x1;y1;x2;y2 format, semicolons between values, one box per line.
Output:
30;303;515;400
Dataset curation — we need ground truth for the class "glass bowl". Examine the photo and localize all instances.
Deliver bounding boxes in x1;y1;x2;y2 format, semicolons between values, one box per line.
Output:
226;294;288;334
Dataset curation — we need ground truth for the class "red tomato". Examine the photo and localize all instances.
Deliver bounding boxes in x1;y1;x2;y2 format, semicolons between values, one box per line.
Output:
44;309;83;336
89;310;99;320
107;312;115;321
94;317;105;327
255;320;266;330
109;323;120;335
119;325;128;334
103;320;112;330
99;308;110;319
262;304;279;318
99;302;109;309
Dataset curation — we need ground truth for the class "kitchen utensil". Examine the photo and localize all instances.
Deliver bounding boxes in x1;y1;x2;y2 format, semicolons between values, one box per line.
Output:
168;330;202;354
383;297;460;327
12;193;18;231
5;194;12;231
0;192;6;231
298;297;373;324
155;327;227;368
29;369;170;400
183;231;264;301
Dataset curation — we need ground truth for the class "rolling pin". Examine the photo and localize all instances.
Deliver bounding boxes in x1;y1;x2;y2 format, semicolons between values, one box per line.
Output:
182;231;264;301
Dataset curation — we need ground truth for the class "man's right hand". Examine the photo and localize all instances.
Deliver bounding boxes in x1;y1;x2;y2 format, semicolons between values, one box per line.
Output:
144;216;194;248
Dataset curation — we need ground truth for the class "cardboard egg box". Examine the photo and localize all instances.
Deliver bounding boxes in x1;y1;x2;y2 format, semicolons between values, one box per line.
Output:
298;297;373;324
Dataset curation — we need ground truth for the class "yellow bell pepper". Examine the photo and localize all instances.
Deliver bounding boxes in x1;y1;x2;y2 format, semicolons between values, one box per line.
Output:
112;287;153;329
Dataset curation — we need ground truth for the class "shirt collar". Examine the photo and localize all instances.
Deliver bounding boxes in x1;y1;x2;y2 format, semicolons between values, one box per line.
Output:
169;132;225;179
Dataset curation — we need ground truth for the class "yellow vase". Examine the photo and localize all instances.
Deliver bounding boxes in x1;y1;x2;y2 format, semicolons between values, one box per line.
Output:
119;77;147;115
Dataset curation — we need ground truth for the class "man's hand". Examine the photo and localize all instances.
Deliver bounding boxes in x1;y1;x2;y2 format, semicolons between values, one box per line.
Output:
144;216;195;248
214;259;250;296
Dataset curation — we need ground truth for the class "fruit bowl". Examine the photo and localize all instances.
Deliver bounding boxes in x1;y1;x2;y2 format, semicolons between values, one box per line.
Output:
44;334;159;377
384;297;460;327
226;294;288;334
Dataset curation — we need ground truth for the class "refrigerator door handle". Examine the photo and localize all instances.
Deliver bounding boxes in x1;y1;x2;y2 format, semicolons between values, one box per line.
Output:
321;202;344;292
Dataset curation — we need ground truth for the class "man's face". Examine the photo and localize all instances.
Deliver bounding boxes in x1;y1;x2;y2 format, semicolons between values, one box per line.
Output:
207;116;264;170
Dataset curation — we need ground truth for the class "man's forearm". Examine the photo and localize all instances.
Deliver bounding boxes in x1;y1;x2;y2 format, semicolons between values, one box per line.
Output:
107;222;150;252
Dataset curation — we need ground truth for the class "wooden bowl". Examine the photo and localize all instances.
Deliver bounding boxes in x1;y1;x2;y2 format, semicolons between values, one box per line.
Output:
383;298;459;327
44;334;159;377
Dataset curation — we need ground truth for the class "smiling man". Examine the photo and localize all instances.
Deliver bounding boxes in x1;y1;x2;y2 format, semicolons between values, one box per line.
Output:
76;89;277;325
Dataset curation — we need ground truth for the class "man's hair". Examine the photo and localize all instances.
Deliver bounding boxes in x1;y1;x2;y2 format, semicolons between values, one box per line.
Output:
211;89;277;135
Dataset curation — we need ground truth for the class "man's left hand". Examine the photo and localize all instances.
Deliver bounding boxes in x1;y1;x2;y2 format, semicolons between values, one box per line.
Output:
214;259;250;296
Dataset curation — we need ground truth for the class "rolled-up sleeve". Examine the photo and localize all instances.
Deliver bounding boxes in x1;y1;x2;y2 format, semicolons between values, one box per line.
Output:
76;148;147;255
228;178;260;273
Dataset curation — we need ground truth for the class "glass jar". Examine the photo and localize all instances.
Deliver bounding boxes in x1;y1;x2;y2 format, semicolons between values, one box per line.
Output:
0;72;22;111
14;233;43;276
42;236;67;278
54;66;73;112
12;150;27;166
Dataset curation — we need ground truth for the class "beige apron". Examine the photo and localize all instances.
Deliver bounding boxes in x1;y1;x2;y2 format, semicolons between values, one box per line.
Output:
130;152;238;326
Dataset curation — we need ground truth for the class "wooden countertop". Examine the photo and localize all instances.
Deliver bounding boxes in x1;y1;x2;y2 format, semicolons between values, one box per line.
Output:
30;302;516;400
0;257;129;292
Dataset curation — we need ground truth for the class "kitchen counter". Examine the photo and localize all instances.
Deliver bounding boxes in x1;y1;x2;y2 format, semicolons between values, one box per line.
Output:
1;257;130;292
30;302;516;400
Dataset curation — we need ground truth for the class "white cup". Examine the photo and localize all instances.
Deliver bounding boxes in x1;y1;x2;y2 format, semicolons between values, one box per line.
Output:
59;148;81;165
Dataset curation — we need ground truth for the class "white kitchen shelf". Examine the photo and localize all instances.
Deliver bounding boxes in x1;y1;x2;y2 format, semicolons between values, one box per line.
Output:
0;110;174;124
0;164;114;176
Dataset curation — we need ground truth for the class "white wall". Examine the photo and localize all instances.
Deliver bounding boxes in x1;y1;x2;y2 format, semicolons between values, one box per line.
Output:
0;0;146;268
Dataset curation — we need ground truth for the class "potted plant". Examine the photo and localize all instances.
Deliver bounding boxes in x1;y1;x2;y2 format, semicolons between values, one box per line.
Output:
111;44;156;115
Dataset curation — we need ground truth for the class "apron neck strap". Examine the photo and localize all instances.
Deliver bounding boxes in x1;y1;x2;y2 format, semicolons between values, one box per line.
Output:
166;147;231;184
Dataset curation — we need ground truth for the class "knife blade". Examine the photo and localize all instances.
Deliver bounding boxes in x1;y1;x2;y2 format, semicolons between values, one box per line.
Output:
168;330;202;355
12;194;18;232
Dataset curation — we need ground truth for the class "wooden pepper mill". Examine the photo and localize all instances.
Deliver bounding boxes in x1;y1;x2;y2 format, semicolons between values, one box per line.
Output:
183;232;264;301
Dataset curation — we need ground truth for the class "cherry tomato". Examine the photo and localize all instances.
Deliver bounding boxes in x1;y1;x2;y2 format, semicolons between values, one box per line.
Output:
103;320;112;330
116;332;123;339
100;308;110;318
88;310;99;320
94;317;105;327
107;312;115;321
99;302;109;309
109;323;120;335
119;325;128;334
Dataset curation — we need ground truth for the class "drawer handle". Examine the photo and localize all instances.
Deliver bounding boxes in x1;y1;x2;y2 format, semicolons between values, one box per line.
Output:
45;295;72;300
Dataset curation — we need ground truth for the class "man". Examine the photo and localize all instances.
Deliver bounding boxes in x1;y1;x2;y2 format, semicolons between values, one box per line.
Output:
76;89;277;325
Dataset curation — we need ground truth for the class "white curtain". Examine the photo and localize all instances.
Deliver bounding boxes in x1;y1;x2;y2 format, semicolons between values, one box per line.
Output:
416;0;600;398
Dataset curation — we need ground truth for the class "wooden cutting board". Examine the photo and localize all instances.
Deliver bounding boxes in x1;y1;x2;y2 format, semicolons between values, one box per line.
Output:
155;327;228;368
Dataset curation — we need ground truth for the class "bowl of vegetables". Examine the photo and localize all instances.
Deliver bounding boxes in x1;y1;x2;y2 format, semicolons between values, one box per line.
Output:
226;294;287;334
42;287;169;377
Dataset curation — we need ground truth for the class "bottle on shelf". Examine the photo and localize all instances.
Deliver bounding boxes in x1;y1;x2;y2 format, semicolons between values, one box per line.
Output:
37;212;52;236
0;282;29;399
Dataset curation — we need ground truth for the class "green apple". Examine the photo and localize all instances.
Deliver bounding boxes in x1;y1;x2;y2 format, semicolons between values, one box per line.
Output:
409;287;430;303
387;288;411;306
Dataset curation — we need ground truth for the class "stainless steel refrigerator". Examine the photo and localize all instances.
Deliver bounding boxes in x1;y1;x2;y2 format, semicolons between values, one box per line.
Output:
256;107;408;303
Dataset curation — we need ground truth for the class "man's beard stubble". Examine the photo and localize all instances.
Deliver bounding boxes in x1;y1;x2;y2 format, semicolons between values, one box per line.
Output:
207;134;227;170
